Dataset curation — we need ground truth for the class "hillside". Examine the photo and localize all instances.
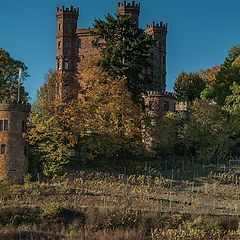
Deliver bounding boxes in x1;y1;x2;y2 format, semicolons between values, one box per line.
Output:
1;166;240;239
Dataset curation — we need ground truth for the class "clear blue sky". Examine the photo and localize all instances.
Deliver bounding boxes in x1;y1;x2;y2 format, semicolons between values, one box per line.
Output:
1;0;240;102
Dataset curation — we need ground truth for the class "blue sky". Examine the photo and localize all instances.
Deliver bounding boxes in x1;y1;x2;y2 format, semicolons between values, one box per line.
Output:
1;0;240;102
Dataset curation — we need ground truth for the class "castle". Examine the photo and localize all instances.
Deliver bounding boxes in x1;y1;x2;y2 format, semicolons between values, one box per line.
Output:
0;1;188;182
55;1;176;113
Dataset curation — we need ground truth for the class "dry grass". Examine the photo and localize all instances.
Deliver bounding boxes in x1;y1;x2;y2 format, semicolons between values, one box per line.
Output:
1;167;240;239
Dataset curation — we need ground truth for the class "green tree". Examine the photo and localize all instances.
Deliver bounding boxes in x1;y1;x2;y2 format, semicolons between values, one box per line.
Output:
224;82;240;115
178;99;226;164
174;72;205;102
222;83;240;157
205;45;240;105
0;48;28;101
154;112;178;158
93;14;154;106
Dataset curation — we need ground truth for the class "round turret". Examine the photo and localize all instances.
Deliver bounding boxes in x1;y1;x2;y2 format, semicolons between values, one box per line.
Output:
0;100;30;182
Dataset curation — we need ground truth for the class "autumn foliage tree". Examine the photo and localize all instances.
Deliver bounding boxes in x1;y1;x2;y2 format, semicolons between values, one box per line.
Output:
76;61;144;165
27;70;80;177
28;57;145;177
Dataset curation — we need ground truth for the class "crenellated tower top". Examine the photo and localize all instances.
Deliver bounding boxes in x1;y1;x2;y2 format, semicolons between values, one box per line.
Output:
146;21;168;36
56;6;79;16
117;1;140;28
118;1;140;8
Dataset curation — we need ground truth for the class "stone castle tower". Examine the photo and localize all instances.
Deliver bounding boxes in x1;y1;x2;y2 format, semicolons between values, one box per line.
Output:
0;87;30;182
146;22;167;91
55;1;175;113
56;6;80;100
117;1;140;29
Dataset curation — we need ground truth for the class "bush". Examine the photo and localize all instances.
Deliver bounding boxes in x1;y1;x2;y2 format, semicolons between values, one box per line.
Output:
218;216;239;231
0;229;66;240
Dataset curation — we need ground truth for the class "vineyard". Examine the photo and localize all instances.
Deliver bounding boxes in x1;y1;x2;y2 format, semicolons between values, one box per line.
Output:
1;166;240;239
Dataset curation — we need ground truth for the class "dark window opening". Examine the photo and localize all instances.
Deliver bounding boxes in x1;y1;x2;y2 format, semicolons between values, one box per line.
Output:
1;144;6;155
63;82;68;93
164;101;169;111
4;120;8;131
57;59;61;70
58;24;61;31
22;121;26;133
78;39;81;48
162;56;166;65
64;59;69;70
58;41;61;49
0;120;3;131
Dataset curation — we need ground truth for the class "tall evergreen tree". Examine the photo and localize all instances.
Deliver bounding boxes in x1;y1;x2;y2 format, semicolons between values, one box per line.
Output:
93;14;154;106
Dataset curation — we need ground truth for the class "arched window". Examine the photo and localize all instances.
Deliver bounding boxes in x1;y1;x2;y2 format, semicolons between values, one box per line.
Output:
4;120;8;131
1;144;6;155
58;23;61;31
63;82;68;93
0;120;3;131
64;59;69;70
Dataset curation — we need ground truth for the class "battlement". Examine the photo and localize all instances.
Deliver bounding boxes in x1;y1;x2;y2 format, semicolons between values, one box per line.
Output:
146;91;175;98
118;1;140;9
56;6;79;16
0;101;31;112
175;101;191;111
146;21;168;33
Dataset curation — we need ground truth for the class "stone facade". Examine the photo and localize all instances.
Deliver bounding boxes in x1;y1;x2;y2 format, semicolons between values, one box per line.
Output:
0;100;30;182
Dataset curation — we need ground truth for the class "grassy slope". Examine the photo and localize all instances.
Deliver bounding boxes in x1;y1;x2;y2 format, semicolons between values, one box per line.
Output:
1;167;240;239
